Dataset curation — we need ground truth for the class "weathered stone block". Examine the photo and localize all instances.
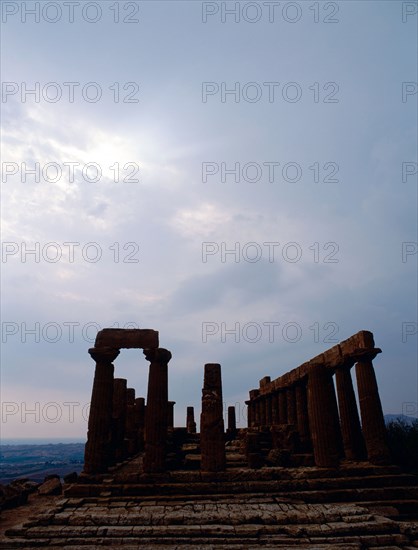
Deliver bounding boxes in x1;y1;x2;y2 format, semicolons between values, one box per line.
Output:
95;329;159;349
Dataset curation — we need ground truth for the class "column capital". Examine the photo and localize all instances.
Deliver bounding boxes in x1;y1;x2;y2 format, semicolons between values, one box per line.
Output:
143;347;172;364
88;347;120;363
354;348;382;363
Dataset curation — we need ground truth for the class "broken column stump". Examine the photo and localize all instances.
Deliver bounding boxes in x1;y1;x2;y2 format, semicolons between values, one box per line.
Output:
200;363;226;472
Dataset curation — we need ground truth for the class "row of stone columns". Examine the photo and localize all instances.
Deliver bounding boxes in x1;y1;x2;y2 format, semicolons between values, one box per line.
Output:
84;346;172;475
246;357;389;467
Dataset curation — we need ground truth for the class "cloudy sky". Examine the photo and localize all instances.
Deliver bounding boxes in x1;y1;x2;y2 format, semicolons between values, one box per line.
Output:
1;0;417;440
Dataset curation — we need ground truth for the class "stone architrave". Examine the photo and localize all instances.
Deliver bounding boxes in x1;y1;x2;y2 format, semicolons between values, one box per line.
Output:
355;360;390;464
143;348;172;473
307;364;340;468
200;363;226;472
186;406;197;433
112;378;127;463
95;328;158;349
84;347;119;474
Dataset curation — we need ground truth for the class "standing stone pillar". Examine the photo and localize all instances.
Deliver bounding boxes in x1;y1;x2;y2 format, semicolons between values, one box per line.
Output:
355;359;390;464
167;401;176;429
124;388;136;457
335;366;366;460
134;397;146;452
307;364;340;468
295;382;310;449
200;363;226;472
271;392;279;425
84;347;119;474
143;348;172;473
259;397;267;426
286;387;297;425
186;406;197;433
245;400;252;428
278;390;287;424
265;395;273;426
227;405;237;435
250;390;260;427
112;378;127;464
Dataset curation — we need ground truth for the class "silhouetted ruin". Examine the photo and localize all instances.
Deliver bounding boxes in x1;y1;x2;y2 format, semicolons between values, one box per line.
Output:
83;328;390;475
3;329;418;548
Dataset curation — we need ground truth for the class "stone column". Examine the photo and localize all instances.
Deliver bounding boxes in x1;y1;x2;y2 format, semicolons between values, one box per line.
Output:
335;366;366;460
143;348;172;473
248;390;260;428
245;400;252;428
227;405;237;435
134;397;146;452
112;378;127;464
167;401;176;429
278;390;287;424
84;347;119;474
286;387;297;425
186;406;197;433
271;392;279;425
200;363;226;472
124;388;136;457
307;364;340;468
295;382;310;449
355;360;390;464
259;397;267;426
265;395;273;426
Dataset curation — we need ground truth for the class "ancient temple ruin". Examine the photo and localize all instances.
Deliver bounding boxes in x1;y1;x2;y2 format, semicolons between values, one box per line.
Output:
83;328;390;474
4;328;418;548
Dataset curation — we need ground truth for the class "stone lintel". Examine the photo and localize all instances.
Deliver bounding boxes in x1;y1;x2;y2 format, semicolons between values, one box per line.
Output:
95;328;159;349
256;331;378;396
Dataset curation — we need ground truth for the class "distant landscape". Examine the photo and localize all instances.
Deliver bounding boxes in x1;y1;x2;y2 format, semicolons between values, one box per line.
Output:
0;441;85;484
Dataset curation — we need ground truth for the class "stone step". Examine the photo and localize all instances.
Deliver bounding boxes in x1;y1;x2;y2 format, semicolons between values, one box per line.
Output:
34;502;380;527
3;518;406;541
65;474;418;498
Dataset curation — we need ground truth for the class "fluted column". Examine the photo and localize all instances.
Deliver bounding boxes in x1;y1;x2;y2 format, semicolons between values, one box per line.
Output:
286;387;297;425
278;390;287;424
265;395;273;426
112;378;127;463
227;405;237;435
271;392;279;424
134;397;146;452
143;348;172;473
335;366;366;460
295;382;310;449
186;406;197;433
307;364;340;468
124;388;136;457
200;363;226;472
167;401;176;429
259;397;267;426
248;390;259;428
84;347;119;474
356;360;390;464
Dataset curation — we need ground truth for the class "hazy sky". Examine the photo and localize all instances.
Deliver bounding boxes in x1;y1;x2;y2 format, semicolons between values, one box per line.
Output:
1;0;417;439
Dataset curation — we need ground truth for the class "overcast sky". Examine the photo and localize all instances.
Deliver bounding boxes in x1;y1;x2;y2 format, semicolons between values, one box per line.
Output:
1;0;417;440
